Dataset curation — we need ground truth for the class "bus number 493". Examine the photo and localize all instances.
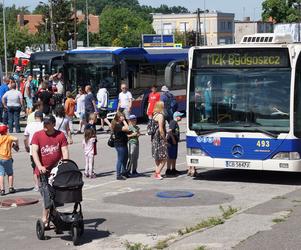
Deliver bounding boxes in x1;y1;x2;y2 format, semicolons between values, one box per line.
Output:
256;140;270;148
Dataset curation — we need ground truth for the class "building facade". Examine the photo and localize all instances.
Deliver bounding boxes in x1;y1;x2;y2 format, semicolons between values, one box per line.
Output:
235;18;274;44
17;12;99;34
152;11;235;46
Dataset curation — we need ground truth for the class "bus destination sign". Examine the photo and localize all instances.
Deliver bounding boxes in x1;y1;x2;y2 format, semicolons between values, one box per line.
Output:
194;48;290;68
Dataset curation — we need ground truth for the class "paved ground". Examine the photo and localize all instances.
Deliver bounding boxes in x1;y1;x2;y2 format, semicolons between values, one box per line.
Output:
1;119;301;249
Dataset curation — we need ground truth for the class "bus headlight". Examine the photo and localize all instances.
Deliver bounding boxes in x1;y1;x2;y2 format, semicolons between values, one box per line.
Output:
187;148;208;156
272;152;300;160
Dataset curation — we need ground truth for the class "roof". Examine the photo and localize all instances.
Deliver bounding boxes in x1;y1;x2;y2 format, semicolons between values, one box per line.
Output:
30;51;65;65
67;47;188;63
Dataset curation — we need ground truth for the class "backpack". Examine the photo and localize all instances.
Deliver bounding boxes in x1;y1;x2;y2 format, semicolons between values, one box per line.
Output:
164;92;178;114
147;114;159;136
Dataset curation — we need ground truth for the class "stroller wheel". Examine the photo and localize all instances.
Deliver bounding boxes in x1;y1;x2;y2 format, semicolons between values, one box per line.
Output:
71;224;79;246
79;221;84;236
36;219;45;240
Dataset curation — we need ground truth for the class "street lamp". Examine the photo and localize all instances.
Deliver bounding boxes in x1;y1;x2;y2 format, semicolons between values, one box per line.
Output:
293;2;301;42
39;1;56;51
3;0;7;76
86;0;89;47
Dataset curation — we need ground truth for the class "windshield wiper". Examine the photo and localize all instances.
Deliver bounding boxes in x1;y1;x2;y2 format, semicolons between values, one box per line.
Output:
251;127;278;138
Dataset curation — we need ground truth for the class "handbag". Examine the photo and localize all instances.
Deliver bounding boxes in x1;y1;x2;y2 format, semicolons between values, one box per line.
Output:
107;133;115;148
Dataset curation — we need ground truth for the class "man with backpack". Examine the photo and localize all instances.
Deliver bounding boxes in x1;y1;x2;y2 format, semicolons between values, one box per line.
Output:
160;85;178;123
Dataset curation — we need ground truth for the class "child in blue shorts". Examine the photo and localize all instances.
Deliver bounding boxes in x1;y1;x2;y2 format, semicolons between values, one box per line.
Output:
0;124;19;196
165;111;184;177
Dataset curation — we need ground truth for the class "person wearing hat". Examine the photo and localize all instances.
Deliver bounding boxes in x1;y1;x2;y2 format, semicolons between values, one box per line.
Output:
126;114;141;177
166;111;184;177
31;115;69;226
0;124;19;196
160;85;178;123
24;111;44;191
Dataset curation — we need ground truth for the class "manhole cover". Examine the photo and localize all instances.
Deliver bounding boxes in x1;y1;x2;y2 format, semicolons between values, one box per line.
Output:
0;197;39;207
104;189;234;207
156;191;194;198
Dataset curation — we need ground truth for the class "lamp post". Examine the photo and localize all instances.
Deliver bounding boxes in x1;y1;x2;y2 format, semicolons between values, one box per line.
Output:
293;3;301;42
73;0;77;49
49;0;56;50
40;1;56;51
3;0;7;76
86;0;89;47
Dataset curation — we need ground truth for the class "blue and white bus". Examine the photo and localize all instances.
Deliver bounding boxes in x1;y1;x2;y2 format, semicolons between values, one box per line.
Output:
64;47;188;118
186;33;301;172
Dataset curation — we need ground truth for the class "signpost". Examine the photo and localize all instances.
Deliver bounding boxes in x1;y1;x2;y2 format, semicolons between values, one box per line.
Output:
142;34;175;47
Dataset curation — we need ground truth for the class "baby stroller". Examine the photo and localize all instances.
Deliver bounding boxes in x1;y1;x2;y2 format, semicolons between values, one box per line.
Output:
36;159;84;245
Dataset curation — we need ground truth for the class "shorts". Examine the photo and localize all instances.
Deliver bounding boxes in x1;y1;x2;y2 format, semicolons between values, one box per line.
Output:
98;109;108;119
78;112;85;121
168;144;178;160
25;97;33;109
30;155;36;172
0;159;13;176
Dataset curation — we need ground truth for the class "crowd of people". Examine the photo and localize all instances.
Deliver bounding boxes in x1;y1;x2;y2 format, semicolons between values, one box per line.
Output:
0;72;188;197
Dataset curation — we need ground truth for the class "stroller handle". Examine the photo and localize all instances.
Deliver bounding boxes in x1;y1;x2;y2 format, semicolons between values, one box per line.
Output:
58;159;78;167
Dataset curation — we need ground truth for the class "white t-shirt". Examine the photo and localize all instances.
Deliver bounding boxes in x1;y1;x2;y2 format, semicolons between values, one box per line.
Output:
24;121;44;155
76;94;86;113
55;116;69;138
118;91;132;109
3;89;22;107
97;88;108;108
24;81;31;98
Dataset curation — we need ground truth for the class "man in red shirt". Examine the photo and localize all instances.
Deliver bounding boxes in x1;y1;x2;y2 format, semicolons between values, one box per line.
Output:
147;85;161;119
32;115;69;226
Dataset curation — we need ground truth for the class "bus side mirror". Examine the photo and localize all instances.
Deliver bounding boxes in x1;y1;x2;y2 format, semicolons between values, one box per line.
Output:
120;60;127;79
165;61;176;88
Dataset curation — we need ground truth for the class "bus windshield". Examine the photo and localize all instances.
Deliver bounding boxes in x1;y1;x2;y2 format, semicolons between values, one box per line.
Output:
189;68;291;135
65;53;118;96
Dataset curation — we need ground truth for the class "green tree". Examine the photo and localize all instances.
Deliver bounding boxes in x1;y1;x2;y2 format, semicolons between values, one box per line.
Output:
262;0;301;23
36;0;74;50
77;0;140;15
77;21;101;46
99;6;154;47
0;4;41;58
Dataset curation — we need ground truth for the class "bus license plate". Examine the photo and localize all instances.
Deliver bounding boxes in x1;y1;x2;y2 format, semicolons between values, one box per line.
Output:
226;161;250;168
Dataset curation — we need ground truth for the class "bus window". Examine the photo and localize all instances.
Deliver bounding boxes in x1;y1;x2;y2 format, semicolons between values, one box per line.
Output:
294;53;301;137
138;65;156;88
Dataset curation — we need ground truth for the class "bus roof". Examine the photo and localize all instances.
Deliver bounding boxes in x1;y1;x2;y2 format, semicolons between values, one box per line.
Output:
67;47;188;63
30;51;65;65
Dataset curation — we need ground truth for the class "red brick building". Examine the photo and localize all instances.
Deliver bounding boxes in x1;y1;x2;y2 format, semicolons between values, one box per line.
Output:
17;12;100;34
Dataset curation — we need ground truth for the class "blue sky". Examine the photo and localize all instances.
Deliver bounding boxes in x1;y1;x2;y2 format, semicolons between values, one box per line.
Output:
6;0;264;20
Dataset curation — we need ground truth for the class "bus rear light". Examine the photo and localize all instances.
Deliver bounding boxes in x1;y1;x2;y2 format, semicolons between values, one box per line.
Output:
272;152;300;160
188;148;208;156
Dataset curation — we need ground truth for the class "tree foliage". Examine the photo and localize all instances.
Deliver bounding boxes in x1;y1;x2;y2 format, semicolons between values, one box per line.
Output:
36;0;75;50
262;0;301;23
0;4;41;59
76;0;140;15
99;6;154;47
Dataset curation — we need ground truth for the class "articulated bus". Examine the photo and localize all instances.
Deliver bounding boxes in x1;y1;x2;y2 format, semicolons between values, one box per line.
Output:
64;47;188;118
186;33;301;172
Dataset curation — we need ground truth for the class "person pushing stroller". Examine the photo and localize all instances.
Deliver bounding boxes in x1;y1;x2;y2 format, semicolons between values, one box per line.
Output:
31;115;69;228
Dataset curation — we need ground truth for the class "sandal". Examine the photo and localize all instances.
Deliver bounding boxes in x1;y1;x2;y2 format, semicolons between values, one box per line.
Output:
9;187;16;194
0;190;5;196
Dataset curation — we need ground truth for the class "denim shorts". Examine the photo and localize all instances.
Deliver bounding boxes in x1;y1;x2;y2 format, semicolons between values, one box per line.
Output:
0;159;13;176
25;97;33;109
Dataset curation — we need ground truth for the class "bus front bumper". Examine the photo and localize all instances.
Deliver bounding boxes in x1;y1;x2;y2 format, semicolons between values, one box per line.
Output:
186;156;301;172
